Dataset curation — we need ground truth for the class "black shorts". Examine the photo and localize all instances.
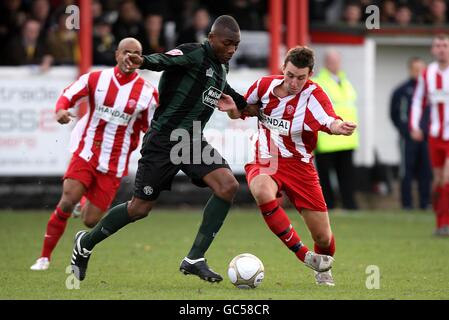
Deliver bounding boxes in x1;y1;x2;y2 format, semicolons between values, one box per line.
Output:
134;128;231;201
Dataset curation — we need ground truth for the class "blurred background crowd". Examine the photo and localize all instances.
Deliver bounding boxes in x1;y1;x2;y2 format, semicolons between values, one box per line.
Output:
1;0;448;69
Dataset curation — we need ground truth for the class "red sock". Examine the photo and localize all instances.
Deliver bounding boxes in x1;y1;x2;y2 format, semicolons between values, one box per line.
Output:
441;185;449;227
314;234;336;257
259;200;309;262
436;185;449;228
432;187;442;212
41;207;71;259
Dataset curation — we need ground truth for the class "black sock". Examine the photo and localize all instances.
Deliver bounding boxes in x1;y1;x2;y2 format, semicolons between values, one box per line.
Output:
80;202;132;251
187;194;231;259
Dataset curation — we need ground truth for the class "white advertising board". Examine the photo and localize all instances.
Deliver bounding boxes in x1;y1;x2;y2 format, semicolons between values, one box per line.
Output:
0;67;77;175
0;67;264;176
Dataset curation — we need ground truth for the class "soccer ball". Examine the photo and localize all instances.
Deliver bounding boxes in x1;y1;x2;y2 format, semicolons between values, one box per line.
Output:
227;253;264;289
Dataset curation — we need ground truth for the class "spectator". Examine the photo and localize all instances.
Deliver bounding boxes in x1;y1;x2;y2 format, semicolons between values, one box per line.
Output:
176;7;210;45
29;0;52;36
4;18;53;71
390;57;431;210
228;0;266;30
380;0;396;24
309;0;334;23
47;12;79;65
413;0;432;24
176;0;202;31
0;0;26;43
93;15;116;66
92;0;103;20
135;0;169;17
200;0;231;17
141;13;166;54
395;4;413;27
425;0;447;25
112;0;145;43
313;49;359;210
342;1;362;27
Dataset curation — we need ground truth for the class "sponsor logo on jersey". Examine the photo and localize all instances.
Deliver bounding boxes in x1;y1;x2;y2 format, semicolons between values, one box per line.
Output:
95;105;133;126
202;86;222;109
260;113;291;136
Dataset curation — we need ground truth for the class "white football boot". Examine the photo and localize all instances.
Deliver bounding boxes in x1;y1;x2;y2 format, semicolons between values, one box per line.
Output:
314;270;335;286
30;257;50;270
304;251;334;272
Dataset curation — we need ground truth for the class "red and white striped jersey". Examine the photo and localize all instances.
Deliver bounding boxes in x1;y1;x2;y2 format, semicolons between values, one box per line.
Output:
410;62;449;140
56;66;158;177
245;76;339;163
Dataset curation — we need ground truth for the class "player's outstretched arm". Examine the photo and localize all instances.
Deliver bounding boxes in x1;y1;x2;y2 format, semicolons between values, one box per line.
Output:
127;46;201;72
330;119;357;136
218;94;259;119
55;109;75;124
218;93;241;119
124;53;144;71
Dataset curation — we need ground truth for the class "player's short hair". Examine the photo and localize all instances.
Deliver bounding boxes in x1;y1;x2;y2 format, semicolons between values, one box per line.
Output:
408;56;423;68
433;33;449;42
211;15;240;34
284;46;315;72
117;37;142;52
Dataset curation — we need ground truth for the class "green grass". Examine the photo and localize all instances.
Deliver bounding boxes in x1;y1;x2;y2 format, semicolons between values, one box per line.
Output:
0;209;448;300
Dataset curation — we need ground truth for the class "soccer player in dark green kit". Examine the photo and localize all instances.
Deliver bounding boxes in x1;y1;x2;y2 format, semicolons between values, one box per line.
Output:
70;15;251;283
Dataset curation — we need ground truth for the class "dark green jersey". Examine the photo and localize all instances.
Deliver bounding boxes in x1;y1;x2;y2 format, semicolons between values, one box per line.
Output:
141;41;247;134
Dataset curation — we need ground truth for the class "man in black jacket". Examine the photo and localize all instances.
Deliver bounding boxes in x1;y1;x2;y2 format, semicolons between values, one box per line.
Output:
390;57;431;210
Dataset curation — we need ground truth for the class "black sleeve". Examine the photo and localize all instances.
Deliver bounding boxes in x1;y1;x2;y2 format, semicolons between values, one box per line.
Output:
141;45;202;71
390;88;408;137
390;89;401;131
224;83;247;111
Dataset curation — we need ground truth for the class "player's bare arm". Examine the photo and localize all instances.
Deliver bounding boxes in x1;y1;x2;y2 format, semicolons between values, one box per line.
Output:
55;109;74;124
124;53;144;70
218;93;259;119
330;119;357;136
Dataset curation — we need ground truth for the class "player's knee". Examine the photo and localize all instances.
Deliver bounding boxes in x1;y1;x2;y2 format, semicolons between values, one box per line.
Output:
313;232;332;248
127;201;153;221
82;216;99;228
227;179;240;195
215;179;239;200
129;208;151;221
251;189;275;205
58;198;77;213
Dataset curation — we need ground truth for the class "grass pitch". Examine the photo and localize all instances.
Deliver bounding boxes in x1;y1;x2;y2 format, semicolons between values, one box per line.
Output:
0;208;448;300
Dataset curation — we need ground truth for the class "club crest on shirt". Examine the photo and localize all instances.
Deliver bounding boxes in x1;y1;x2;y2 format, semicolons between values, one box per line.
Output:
128;99;136;107
125;99;137;113
206;67;214;78
286;105;295;115
165;49;183;56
